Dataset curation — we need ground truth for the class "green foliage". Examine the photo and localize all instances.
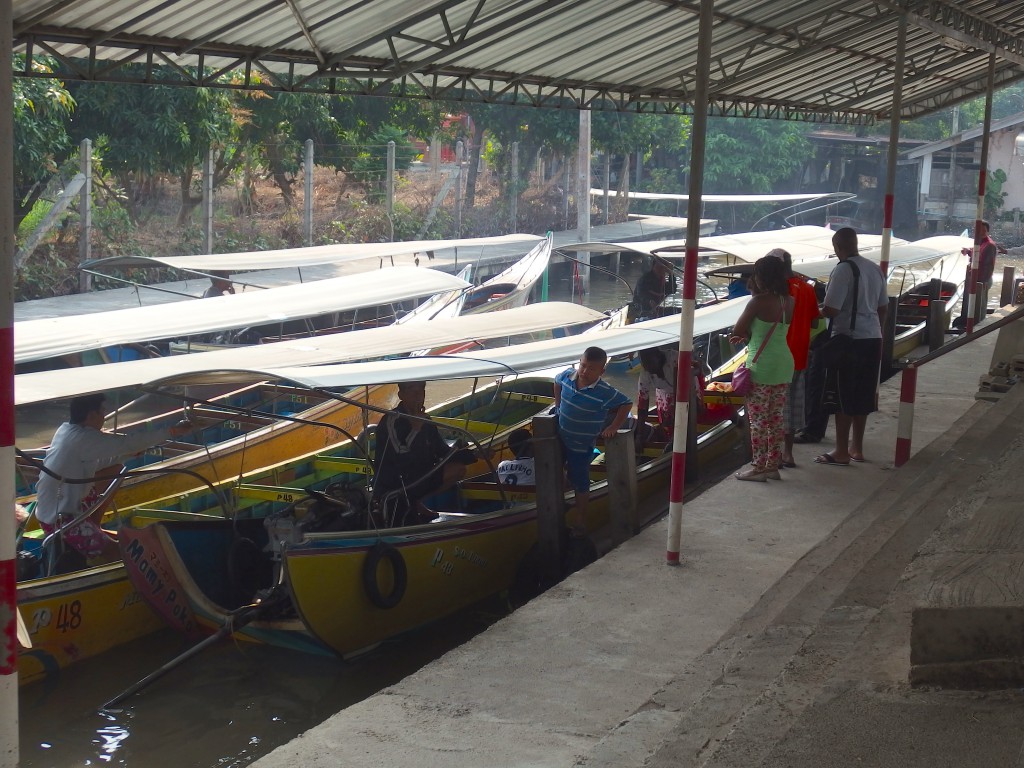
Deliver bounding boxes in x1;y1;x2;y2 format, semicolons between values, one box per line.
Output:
985;168;1009;220
17;200;54;240
349;126;418;200
12;55;75;230
701;117;809;193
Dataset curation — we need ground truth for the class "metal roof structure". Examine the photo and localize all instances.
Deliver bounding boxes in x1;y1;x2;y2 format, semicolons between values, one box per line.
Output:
11;0;1024;126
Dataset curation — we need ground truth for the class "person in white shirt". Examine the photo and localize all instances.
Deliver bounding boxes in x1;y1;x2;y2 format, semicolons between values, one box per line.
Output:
34;393;192;562
635;346;678;448
496;428;535;486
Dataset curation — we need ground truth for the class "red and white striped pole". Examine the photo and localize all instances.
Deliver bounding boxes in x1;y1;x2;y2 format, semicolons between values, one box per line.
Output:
967;53;995;335
879;15;905;280
666;0;714;565
2;0;21;763
894;364;918;467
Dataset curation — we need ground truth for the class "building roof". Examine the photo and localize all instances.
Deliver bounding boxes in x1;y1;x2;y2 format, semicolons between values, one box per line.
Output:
901;109;1024;159
12;0;1024;126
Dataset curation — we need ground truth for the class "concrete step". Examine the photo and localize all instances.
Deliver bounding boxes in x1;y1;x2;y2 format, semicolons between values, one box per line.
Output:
633;385;1024;767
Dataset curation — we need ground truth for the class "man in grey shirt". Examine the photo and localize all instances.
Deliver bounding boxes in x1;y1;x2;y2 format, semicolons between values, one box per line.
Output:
814;228;888;467
35;393;191;562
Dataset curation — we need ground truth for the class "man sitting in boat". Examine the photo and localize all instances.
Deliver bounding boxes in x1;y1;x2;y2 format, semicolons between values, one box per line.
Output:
34;393;193;564
629;257;678;322
202;270;235;298
372;381;480;525
497;428;535;486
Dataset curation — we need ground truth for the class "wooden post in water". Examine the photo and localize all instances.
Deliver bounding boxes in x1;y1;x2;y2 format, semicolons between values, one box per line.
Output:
926;278;944;352
928;298;946;352
881;296;897;378
604;429;637;543
1000;266;1016;307
531;413;564;587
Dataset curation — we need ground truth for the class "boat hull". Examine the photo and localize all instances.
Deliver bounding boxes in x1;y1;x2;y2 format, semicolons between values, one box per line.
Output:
17;563;163;687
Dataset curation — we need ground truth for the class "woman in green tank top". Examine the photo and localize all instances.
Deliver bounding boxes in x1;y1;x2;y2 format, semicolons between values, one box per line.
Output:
728;256;795;481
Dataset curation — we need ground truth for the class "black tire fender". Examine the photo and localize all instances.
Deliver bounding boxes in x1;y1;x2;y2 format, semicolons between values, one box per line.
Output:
362;542;407;609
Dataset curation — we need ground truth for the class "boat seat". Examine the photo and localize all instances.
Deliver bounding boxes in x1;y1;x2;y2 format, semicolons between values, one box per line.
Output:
235;483;305;505
432;416;503;435
190;406;276;427
312;455;373;476
458;480;536;504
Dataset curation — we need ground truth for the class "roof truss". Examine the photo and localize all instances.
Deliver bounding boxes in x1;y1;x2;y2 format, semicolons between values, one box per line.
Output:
12;0;1024;125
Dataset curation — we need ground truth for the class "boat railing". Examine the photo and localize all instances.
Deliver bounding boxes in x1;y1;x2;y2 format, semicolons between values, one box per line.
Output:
894;304;1024;466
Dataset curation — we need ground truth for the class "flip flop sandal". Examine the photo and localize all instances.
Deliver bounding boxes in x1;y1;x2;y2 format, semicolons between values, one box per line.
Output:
814;453;850;467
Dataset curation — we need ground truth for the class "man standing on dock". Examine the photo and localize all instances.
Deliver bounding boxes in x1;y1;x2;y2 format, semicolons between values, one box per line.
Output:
972;220;1000;322
814;228;888;467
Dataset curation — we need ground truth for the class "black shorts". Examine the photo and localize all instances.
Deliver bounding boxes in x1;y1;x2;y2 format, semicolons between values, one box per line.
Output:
832;338;881;416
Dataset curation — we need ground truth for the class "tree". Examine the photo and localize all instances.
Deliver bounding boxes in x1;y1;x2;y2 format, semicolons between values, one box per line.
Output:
12;55;75;231
67;75;237;224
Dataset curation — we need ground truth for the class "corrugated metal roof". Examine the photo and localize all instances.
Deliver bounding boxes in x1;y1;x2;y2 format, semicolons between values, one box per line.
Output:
12;0;1024;125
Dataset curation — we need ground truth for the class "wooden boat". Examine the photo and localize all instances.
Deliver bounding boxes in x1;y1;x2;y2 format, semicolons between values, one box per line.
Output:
13;302;606;685
114;299;747;659
461;234;552;314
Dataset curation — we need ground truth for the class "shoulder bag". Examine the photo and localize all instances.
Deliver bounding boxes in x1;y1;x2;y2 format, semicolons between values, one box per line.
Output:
819;259;860;369
731;318;779;396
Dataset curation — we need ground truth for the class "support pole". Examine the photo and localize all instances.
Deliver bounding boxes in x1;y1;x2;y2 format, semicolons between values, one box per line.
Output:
894;364;918;467
879;15;906;278
666;0;714;565
202;149;214;253
304;139;314;247
602;152;611;224
1;1;20;762
510;141;519;232
881;295;897;379
577;110;592;293
78;138;92;292
967;53;996;334
386;140;396;220
999;266;1016;308
604;429;638;543
454;140;464;237
532;413;564;587
928;297;946;352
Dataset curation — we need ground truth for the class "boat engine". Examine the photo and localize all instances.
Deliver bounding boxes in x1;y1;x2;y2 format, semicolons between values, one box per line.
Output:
264;482;370;559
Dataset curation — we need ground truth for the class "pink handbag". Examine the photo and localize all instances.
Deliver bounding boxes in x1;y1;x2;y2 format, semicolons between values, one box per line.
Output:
730;320;778;396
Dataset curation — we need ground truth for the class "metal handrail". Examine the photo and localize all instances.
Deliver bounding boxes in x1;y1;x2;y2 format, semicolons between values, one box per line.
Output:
894;304;1024;466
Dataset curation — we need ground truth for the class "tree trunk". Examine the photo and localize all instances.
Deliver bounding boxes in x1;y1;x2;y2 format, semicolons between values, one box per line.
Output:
464;122;486;208
265;141;295;207
176;165;201;227
614;154;631;223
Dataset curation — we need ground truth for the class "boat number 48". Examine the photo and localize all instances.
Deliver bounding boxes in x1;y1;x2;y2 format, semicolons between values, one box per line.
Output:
29;600;83;634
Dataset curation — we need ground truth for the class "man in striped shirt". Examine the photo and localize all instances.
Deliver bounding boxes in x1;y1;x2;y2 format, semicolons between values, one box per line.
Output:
553;346;632;532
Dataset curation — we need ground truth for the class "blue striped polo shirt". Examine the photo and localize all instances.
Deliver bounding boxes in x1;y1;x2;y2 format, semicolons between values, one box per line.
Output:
554;367;631;453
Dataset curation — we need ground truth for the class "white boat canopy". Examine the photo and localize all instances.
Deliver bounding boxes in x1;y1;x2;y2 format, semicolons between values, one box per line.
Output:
79;234;543;273
15;268;470;364
141;299;747;395
14;302;606;406
589;191;857;204
786;236;971;283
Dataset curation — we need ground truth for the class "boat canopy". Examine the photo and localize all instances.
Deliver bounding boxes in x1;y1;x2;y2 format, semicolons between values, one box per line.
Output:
704;236;971;284
15;268;470;364
140;298;747;395
560;226;888;263
14;302;606;406
79;234;543;273
589;191;856;204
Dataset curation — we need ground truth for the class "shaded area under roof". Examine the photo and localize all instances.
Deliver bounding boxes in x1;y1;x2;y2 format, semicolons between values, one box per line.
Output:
11;0;1024;125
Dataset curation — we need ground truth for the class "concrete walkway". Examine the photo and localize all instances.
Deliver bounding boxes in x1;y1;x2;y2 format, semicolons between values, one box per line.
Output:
251;310;1024;768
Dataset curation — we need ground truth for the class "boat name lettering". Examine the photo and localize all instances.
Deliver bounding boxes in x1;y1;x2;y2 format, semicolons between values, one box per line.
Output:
275;492;296;503
224;420;242;430
120;591;144;610
125;538;165;597
29;607;51;634
430;548;454;575
518;394;542;402
453;546;487;568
